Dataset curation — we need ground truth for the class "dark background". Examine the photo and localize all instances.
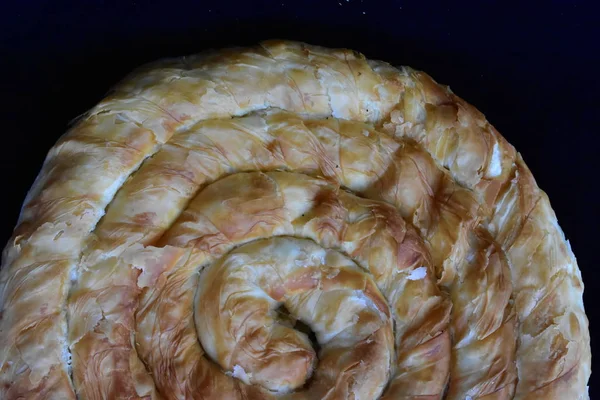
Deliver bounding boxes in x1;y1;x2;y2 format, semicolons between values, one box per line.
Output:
1;0;597;396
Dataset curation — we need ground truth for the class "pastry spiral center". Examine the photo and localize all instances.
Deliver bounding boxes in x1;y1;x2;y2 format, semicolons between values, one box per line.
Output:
194;237;392;394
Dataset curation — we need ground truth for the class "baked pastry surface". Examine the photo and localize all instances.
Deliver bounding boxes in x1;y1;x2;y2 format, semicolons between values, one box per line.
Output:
0;40;590;399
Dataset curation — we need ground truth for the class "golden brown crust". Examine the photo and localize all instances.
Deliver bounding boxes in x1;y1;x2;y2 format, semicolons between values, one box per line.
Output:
0;40;590;399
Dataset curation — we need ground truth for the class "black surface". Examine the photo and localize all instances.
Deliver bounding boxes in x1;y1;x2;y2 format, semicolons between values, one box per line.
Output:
1;0;598;396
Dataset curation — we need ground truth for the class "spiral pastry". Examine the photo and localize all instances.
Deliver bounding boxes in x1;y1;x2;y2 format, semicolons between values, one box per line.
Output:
0;41;590;399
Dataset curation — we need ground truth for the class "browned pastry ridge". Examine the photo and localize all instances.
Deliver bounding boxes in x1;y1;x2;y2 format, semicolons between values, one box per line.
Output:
0;40;590;399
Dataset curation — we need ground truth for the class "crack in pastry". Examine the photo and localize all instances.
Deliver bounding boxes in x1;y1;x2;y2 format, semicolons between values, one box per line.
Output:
0;41;590;400
196;237;392;396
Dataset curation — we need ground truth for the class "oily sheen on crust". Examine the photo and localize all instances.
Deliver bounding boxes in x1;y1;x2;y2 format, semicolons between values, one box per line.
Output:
0;40;590;399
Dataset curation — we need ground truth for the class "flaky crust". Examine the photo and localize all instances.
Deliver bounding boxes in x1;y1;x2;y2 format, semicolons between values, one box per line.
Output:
0;40;590;399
